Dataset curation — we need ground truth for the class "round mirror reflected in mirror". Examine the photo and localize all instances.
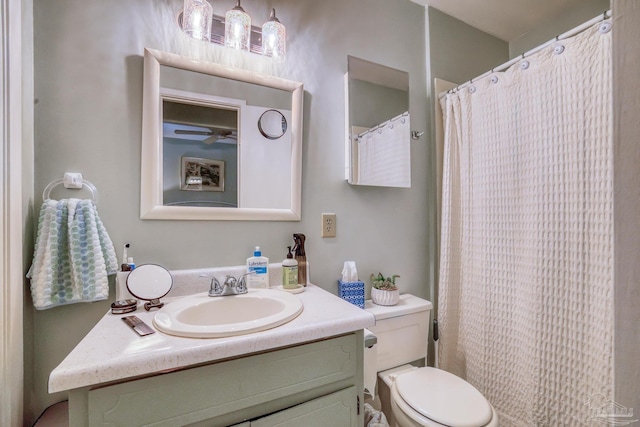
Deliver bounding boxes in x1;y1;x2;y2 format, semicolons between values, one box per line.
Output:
258;109;287;140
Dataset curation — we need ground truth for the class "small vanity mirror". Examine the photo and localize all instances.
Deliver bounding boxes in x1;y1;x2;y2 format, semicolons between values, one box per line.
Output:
345;56;411;188
258;109;288;140
126;264;173;311
141;48;304;220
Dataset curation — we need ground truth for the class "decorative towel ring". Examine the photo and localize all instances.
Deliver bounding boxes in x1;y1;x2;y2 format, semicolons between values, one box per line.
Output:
42;173;98;203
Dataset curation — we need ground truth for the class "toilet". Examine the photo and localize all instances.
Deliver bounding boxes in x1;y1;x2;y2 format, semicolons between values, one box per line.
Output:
364;294;498;427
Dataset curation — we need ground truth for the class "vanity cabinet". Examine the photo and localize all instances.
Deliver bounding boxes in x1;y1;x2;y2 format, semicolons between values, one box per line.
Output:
68;333;363;426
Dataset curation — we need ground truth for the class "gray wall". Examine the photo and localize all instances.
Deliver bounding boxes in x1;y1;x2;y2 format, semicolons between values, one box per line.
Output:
349;79;409;128
509;0;610;58
427;7;509;88
27;0;430;421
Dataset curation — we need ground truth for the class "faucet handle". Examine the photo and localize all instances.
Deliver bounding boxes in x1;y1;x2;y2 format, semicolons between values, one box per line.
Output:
238;271;255;293
200;274;222;296
237;272;254;292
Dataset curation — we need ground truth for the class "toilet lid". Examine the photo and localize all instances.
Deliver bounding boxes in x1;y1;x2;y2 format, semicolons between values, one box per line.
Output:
395;367;492;427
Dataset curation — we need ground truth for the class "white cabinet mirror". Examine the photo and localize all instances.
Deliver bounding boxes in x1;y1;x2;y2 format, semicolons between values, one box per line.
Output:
344;56;411;188
141;48;303;220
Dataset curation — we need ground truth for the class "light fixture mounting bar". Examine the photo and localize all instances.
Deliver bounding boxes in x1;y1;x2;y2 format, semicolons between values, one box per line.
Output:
178;12;264;55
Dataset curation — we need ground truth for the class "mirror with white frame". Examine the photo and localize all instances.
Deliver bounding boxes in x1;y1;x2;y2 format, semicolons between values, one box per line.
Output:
141;48;303;220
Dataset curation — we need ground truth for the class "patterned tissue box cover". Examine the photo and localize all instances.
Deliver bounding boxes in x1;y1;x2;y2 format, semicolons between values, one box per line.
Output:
338;280;365;309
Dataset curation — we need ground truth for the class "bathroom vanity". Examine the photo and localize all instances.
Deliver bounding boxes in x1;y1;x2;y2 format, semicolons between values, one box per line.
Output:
49;280;374;427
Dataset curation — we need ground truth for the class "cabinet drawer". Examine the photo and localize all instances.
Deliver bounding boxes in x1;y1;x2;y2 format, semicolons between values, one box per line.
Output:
87;334;358;426
251;387;357;427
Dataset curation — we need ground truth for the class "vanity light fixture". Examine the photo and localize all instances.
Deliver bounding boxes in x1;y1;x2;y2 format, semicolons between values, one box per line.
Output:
224;0;251;51
179;1;287;61
261;9;286;62
182;0;213;42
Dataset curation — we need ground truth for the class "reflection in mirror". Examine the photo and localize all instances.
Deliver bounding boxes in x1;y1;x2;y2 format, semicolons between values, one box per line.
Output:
161;93;241;208
141;48;304;220
344;56;411;188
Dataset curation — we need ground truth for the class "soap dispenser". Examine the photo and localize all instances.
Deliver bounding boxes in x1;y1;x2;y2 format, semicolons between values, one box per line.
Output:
282;246;298;289
292;233;307;286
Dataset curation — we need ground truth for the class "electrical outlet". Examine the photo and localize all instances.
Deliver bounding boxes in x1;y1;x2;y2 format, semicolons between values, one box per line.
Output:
322;213;336;238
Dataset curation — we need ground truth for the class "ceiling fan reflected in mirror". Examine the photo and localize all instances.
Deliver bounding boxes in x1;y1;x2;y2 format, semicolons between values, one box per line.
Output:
163;122;238;145
173;128;237;145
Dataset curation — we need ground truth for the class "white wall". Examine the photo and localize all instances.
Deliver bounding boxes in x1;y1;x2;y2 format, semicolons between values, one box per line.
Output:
27;0;431;421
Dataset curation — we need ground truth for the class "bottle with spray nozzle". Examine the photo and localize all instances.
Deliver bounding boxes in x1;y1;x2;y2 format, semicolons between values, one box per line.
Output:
292;234;307;286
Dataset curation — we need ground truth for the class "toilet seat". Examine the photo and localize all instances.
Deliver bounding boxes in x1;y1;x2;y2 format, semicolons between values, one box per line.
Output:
391;367;496;427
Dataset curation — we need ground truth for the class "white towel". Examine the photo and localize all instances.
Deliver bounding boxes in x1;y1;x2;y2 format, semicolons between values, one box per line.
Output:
27;198;118;309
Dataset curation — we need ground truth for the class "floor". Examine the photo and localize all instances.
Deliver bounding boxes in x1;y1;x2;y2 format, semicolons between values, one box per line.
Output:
33;401;68;427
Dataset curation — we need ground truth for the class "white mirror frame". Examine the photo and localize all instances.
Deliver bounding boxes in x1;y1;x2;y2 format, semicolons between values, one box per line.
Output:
141;48;303;220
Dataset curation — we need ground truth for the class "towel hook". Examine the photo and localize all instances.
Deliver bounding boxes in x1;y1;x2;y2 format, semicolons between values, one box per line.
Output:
43;173;98;203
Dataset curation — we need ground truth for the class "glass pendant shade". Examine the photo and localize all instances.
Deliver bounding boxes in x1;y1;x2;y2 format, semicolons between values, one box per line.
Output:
262;9;286;62
182;0;213;41
225;0;251;51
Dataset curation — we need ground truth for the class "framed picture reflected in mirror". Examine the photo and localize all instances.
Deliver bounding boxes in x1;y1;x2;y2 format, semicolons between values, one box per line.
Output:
180;156;225;192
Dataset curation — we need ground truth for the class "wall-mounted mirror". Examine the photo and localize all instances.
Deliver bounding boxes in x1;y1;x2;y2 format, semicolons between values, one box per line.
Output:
141;48;303;220
344;56;411;188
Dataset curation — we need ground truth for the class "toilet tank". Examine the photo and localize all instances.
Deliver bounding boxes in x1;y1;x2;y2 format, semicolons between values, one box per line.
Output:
365;294;432;372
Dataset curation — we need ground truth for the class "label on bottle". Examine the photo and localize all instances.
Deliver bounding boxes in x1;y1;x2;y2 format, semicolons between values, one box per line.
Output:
248;265;267;274
283;265;299;289
247;258;269;288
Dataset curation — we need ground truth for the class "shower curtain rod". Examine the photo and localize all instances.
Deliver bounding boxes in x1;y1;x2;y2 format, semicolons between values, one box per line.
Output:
438;9;612;99
357;111;409;141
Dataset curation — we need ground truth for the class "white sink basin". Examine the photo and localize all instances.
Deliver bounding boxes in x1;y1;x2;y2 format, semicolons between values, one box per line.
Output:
153;289;303;338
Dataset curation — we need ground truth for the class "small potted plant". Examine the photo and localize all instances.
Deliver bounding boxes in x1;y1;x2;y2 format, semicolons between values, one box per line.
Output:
370;273;400;306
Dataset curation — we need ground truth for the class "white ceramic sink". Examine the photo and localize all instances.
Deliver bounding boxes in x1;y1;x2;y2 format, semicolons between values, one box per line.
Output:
153;289;303;338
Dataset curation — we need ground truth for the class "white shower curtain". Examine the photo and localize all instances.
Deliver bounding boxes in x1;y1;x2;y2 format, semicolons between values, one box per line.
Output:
438;21;612;426
357;112;411;188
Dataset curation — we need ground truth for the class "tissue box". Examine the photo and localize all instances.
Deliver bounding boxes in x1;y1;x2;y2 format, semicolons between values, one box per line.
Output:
338;280;365;309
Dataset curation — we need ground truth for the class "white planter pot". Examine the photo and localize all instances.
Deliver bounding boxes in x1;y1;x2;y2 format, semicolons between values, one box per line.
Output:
371;288;399;306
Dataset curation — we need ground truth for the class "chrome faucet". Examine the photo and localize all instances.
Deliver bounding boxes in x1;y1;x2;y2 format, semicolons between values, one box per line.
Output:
200;272;252;297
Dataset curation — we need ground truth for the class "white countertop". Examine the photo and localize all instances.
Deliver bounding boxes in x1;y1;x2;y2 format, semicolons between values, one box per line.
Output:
49;283;374;393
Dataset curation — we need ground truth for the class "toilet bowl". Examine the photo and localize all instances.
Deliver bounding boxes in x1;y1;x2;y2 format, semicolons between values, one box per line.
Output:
365;295;498;427
383;366;497;427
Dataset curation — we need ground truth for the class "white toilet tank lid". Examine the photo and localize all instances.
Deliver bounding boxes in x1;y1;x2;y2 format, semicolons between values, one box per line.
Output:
365;294;432;320
395;367;493;427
